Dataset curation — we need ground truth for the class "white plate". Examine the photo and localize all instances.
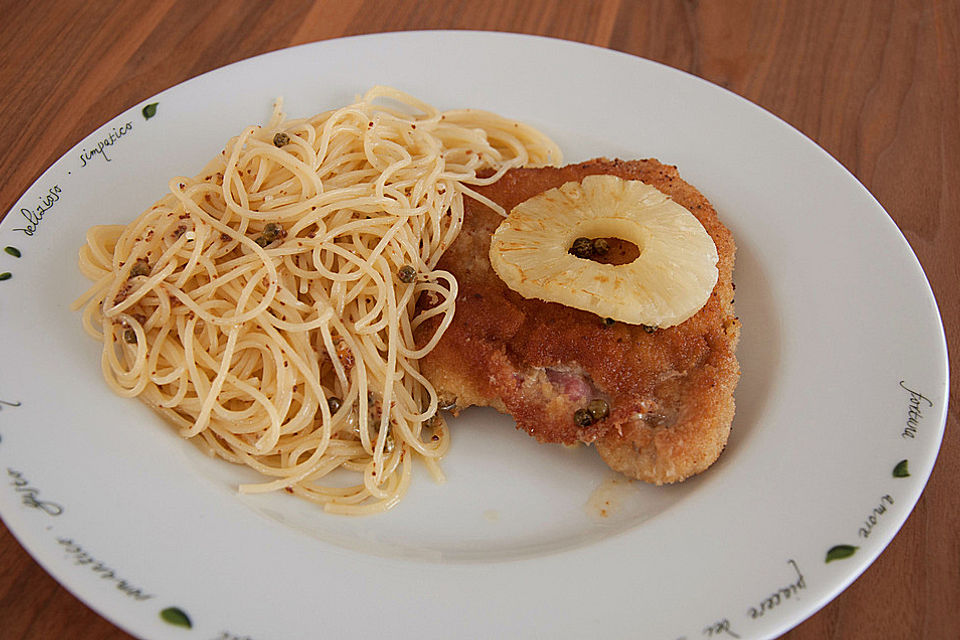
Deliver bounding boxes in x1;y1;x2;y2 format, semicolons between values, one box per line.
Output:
0;31;948;640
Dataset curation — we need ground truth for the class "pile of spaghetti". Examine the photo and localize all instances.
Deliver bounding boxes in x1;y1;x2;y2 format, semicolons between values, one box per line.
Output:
73;87;560;514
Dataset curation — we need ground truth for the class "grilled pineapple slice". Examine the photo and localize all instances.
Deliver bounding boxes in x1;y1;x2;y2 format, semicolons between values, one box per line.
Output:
489;174;718;328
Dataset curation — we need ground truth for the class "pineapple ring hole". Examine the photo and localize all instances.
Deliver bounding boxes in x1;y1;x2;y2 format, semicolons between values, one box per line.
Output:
567;220;644;266
567;237;641;266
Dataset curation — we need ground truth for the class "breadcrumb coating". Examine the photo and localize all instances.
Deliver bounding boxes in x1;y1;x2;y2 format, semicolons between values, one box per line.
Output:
416;158;740;484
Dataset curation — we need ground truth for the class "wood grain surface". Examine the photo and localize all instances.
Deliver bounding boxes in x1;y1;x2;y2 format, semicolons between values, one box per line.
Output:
1;1;957;638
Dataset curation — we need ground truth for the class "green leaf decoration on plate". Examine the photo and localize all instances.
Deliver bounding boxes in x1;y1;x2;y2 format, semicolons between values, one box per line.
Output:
142;102;159;120
893;459;910;478
825;544;858;563
0;272;11;281
4;246;21;258
160;606;192;628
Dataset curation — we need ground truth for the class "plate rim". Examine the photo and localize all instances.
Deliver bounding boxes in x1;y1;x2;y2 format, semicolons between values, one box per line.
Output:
0;29;950;640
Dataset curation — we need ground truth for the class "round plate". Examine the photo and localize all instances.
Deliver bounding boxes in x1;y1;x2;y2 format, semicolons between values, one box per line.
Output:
0;31;948;640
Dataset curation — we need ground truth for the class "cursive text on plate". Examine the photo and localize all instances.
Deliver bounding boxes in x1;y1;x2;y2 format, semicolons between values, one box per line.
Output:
7;468;63;516
703;618;741;637
12;185;61;237
859;494;894;539
899;381;932;439
79;122;133;167
747;559;806;619
57;537;154;600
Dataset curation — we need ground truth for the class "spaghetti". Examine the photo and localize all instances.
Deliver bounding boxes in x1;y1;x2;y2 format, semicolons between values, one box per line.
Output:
73;87;560;514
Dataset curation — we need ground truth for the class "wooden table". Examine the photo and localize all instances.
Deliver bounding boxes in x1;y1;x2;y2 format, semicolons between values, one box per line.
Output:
1;1;956;638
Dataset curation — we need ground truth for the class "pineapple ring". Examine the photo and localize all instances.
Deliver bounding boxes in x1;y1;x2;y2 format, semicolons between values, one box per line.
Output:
489;174;719;328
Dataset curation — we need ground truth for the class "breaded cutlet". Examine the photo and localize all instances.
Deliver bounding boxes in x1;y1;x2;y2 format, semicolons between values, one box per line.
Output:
416;158;740;484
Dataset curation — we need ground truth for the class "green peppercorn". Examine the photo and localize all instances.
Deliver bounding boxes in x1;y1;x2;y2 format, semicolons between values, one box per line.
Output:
273;132;290;147
641;324;657;334
592;238;610;256
603;317;615;327
587;398;609;422
570;237;594;258
255;222;285;247
129;261;150;277
123;328;137;344
573;408;594;427
263;222;282;237
327;396;342;413
398;265;416;283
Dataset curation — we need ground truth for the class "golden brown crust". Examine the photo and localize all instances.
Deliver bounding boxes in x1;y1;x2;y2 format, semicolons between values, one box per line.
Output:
416;158;740;484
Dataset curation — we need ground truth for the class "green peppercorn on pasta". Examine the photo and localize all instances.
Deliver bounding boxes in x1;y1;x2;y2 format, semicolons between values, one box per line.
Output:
73;87;561;515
